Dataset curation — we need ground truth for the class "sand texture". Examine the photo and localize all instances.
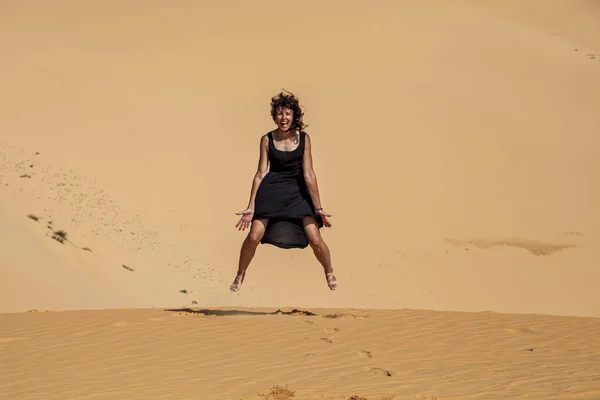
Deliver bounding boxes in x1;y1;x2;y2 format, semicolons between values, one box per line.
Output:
1;0;599;398
2;307;600;399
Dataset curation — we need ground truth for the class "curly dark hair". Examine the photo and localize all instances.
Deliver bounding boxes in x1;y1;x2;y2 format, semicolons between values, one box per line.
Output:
270;90;307;132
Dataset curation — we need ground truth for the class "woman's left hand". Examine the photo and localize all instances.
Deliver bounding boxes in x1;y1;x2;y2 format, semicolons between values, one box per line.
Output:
317;209;333;228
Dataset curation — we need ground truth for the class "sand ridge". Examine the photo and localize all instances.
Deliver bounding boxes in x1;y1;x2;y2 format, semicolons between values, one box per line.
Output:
2;307;600;399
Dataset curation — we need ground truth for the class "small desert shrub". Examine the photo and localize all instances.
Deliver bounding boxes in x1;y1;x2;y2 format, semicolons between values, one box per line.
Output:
52;230;67;244
122;265;134;272
259;385;295;400
52;235;64;243
54;230;67;239
82;247;92;252
180;289;188;294
27;214;39;221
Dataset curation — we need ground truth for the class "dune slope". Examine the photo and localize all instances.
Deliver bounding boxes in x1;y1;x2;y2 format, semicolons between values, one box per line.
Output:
0;0;599;316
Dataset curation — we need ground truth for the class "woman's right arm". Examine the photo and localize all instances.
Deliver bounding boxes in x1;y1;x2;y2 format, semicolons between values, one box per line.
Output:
246;134;269;210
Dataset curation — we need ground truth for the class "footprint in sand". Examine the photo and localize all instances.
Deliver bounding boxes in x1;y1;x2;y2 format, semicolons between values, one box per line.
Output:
365;367;392;377
351;348;372;358
306;336;333;344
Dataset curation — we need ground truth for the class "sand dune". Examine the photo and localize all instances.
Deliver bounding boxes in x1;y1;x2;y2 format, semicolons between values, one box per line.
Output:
2;307;600;399
1;0;599;397
1;0;599;316
0;197;138;312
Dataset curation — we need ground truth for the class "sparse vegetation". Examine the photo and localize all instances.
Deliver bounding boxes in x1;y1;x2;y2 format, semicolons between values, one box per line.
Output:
122;264;134;272
20;174;31;178
259;385;295;400
82;247;92;252
52;230;67;244
179;289;188;294
27;214;39;221
191;300;198;305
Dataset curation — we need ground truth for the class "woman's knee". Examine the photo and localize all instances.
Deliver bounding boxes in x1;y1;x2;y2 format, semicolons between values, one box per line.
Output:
246;220;267;245
247;228;264;245
246;232;262;245
303;217;323;248
306;230;323;248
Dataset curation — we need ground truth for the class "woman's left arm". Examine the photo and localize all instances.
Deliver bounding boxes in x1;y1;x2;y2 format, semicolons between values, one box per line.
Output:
303;133;332;225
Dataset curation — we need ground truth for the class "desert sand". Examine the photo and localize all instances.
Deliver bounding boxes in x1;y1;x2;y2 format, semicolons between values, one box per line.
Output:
2;307;600;400
1;0;599;399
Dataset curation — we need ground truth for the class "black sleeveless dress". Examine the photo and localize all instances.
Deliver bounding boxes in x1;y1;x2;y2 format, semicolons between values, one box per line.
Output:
253;131;323;249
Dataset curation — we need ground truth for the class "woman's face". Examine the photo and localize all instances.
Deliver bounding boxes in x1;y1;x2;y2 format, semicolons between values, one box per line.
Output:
274;106;294;132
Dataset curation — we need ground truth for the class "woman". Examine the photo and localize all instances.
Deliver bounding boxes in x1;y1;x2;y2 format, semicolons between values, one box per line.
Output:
231;91;338;292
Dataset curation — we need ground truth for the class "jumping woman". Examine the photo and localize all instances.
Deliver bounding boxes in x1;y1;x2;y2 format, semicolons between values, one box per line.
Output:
231;91;338;292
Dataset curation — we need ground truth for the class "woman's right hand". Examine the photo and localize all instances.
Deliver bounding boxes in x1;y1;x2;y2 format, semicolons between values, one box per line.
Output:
317;208;333;228
235;208;254;231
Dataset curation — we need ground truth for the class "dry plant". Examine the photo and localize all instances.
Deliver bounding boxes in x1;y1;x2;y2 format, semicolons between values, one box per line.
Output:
52;230;67;244
259;385;295;400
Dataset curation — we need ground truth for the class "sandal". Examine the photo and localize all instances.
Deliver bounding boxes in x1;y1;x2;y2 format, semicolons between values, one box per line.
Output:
326;272;338;290
230;272;245;292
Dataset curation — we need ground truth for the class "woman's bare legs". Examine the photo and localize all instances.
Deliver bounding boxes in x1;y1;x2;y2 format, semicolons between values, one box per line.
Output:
230;218;268;292
303;216;337;290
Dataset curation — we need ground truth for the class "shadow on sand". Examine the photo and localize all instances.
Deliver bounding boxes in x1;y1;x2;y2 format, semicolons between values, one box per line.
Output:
165;308;318;317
